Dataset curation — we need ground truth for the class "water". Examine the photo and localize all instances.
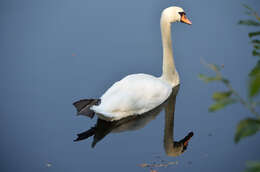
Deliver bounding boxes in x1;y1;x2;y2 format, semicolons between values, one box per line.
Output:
73;85;195;171
1;0;260;171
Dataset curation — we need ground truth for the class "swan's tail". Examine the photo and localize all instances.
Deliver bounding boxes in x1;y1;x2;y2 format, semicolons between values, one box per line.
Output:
73;99;101;118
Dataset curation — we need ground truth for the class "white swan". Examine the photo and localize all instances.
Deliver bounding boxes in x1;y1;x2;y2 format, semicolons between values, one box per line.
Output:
74;6;191;121
74;86;193;152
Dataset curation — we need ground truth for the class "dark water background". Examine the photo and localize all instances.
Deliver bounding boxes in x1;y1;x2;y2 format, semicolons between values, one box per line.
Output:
1;0;260;171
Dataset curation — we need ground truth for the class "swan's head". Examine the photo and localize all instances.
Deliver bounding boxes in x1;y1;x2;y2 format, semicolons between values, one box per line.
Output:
166;132;194;157
162;6;192;25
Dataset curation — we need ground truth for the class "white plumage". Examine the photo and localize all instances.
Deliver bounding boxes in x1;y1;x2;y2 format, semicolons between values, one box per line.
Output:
91;74;172;121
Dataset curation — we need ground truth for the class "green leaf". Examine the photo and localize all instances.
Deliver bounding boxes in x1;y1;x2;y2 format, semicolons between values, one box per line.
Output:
198;74;221;83
249;61;260;97
238;20;260;26
252;39;260;44
249;74;260;97
212;91;232;101
208;98;236;112
235;118;260;143
253;50;260;57
249;31;260;38
245;161;260;172
249;61;260;76
254;45;260;50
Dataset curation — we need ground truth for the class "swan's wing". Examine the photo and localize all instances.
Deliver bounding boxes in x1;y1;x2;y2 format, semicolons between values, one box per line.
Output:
91;74;172;121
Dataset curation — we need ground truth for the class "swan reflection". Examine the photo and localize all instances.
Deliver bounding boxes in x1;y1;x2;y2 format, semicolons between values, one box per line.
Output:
74;85;193;156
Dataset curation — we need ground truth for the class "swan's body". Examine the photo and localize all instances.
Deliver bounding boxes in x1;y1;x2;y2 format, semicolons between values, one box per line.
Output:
74;6;191;121
91;74;172;120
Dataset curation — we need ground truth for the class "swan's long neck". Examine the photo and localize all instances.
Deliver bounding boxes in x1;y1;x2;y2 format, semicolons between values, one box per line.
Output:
163;90;182;156
160;16;179;86
164;93;175;155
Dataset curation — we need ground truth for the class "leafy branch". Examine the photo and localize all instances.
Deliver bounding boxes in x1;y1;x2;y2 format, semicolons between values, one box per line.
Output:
199;5;260;146
199;60;260;144
199;5;260;171
199;60;260;118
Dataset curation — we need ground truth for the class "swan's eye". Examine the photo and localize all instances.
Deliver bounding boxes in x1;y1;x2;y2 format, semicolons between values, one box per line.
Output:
178;12;186;17
179;12;192;25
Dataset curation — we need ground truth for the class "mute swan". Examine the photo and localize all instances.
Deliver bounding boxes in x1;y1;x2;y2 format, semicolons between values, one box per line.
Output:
74;86;193;154
73;6;192;121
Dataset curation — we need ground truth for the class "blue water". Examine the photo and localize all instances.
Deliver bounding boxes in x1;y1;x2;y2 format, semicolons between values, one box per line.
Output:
1;0;260;171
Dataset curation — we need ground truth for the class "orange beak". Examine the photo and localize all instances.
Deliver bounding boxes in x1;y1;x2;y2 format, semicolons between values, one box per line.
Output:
183;139;190;147
181;14;192;25
183;132;194;146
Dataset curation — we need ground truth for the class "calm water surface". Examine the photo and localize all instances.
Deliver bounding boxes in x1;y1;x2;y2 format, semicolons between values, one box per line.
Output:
1;0;260;172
